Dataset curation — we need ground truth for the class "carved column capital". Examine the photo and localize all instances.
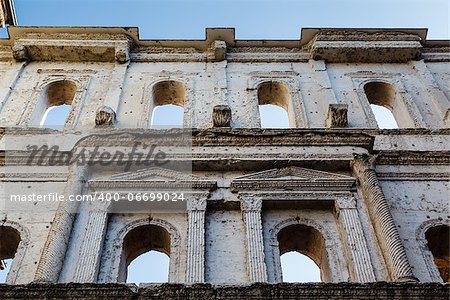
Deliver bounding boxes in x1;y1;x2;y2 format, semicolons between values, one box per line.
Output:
351;153;377;173
187;197;207;211
335;196;357;210
240;194;263;212
90;198;112;212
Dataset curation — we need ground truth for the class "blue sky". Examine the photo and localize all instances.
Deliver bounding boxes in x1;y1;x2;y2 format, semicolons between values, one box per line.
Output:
2;0;449;39
1;0;448;284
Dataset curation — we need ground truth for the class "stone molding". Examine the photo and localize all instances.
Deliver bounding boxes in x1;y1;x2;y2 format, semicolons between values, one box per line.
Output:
0;173;67;182
376;172;450;181
376;151;450;166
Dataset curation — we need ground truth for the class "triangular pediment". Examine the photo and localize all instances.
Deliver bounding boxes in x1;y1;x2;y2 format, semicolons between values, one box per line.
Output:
107;167;197;182
89;167;217;190
231;167;355;191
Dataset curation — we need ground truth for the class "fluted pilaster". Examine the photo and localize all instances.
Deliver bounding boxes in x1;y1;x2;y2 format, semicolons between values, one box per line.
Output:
335;196;376;282
186;195;207;283
241;196;267;282
72;200;111;282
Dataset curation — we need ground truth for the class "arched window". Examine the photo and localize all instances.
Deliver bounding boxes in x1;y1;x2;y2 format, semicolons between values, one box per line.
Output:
277;224;329;282
120;225;170;283
151;104;184;128
425;225;449;282
0;226;21;283
363;82;399;129
35;80;77;128
257;82;294;128
150;81;185;128
280;251;321;282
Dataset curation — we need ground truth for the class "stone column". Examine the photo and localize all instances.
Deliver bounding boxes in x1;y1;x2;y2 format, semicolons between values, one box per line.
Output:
34;165;88;282
186;195;207;283
241;195;267;282
71;199;111;282
335;196;376;282
351;154;417;282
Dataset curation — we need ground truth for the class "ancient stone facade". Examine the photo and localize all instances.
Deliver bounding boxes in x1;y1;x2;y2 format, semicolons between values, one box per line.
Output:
0;25;449;298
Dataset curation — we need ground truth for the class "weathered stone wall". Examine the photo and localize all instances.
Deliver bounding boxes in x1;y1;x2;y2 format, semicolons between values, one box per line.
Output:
0;282;449;300
0;27;448;291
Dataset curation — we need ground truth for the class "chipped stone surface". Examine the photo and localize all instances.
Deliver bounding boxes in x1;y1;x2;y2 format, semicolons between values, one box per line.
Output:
0;27;448;297
0;282;449;299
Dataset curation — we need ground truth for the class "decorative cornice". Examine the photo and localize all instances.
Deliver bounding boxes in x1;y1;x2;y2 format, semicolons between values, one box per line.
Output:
1;27;445;63
376;151;450;165
9;32;132;62
309;30;423;63
0;172;67;182
376;172;450;181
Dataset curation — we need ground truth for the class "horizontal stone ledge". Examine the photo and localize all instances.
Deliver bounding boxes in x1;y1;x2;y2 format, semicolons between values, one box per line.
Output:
0;282;448;300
